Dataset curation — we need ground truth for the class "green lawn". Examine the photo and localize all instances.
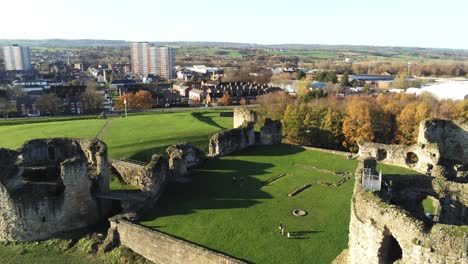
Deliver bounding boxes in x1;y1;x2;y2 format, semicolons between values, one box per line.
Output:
0;119;107;150
102;111;232;161
140;144;358;264
0;110;232;160
422;198;437;215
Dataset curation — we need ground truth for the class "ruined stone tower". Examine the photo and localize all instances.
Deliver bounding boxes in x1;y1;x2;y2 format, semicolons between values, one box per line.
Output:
337;119;468;264
0;138;110;241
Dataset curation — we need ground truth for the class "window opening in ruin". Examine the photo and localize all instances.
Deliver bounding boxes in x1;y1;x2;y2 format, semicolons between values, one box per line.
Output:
379;233;403;264
422;196;440;222
405;152;418;165
377;149;387;161
426;164;433;176
48;146;55;161
42;217;46;223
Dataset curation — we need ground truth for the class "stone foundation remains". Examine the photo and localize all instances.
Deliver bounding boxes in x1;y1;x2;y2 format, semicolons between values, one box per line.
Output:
166;143;205;178
342;157;468;264
0;138;110;241
358;118;468;179
209;108;282;156
111;155;168;197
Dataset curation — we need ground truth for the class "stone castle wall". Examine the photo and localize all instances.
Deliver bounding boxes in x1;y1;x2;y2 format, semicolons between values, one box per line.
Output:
0;138;109;241
111;155;168;197
346;159;468;264
209;108;282;156
358;118;468;179
111;219;246;264
233;108;257;128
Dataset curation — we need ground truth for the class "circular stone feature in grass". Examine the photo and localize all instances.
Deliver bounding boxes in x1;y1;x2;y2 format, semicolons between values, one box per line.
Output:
292;209;307;216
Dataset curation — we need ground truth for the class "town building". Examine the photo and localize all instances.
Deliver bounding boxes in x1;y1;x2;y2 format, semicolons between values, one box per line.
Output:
130;42;173;80
2;45;32;71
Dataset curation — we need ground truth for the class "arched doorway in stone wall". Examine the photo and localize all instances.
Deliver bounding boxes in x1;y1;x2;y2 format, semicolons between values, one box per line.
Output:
378;229;403;264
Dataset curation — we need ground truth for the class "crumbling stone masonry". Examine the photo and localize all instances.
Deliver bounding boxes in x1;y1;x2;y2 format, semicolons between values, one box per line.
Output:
209;108;282;156
336;157;468;264
166;143;205;178
358;118;468;179
109;219;246;264
111;155;168;197
0;138;110;241
260;118;282;145
233;108;257;128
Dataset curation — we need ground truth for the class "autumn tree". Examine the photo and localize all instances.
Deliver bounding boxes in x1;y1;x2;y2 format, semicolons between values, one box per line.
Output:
282;103;306;141
218;92;232;106
132;90;153;110
36;93;63;116
295;80;311;97
342;96;374;151
396;102;430;144
255;91;293;124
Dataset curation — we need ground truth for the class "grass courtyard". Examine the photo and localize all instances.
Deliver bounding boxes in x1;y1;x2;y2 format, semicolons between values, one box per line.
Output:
141;144;357;263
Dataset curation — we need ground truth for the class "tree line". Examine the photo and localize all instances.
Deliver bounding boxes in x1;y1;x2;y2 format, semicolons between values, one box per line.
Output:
256;92;467;152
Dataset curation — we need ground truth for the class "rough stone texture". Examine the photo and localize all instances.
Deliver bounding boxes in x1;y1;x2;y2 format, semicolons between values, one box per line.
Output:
344;158;468;264
418;118;468;165
111;219;246;264
259;118;282;145
358;118;468;179
111;155;168;197
208;122;255;157
0;138;110;241
166;143;205;178
233;107;257;128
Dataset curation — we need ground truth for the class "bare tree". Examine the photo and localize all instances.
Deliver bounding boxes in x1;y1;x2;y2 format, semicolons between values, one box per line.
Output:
81;87;104;113
36;93;63;116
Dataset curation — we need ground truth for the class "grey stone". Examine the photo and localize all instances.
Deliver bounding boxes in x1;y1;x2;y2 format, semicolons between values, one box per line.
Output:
260;118;282;145
0;138;110;241
166;143;205;178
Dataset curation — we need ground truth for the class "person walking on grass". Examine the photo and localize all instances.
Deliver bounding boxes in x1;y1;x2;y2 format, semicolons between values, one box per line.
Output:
279;223;283;235
232;176;237;184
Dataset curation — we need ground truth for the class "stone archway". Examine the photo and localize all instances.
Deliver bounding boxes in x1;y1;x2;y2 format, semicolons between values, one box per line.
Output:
378;230;403;264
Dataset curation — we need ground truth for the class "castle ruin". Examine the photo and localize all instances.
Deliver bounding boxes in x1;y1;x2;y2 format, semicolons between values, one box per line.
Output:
0;138;110;241
209;108;282;156
336;118;468;264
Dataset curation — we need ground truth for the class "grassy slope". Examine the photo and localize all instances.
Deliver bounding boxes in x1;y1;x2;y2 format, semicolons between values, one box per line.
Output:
141;145;358;264
0;119;106;150
102;111;232;161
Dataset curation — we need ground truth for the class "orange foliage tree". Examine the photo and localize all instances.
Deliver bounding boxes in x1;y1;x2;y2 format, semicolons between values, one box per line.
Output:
218;92;232;106
113;90;153;111
342;96;374;151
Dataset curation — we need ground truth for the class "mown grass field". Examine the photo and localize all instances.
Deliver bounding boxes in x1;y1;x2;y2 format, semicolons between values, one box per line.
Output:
140;144;419;264
0;119;107;150
102;111;232;161
140;144;355;264
0;110;231;159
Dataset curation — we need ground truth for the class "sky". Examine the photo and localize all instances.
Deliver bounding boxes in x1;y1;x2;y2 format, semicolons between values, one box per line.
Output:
0;0;466;49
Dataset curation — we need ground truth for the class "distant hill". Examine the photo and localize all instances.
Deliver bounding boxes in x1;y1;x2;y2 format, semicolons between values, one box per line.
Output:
0;39;467;59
